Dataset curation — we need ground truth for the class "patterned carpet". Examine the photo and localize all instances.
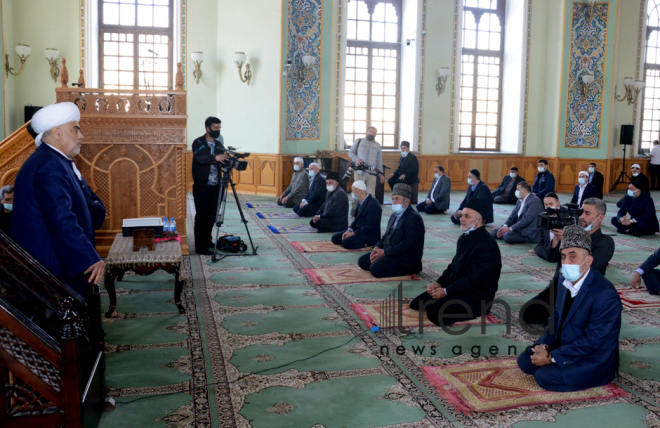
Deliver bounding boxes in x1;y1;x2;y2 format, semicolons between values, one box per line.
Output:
97;190;660;427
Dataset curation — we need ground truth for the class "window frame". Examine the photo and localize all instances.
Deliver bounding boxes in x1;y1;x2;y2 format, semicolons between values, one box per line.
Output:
640;0;660;154
98;0;174;90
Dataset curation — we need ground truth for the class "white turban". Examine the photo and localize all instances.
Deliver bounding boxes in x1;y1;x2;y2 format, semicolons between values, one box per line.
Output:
631;164;641;169
32;102;81;146
352;180;367;191
579;170;589;177
294;157;303;163
308;162;320;169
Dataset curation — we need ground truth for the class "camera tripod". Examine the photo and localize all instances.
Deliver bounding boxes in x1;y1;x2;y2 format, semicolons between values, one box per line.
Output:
610;145;632;193
212;167;258;262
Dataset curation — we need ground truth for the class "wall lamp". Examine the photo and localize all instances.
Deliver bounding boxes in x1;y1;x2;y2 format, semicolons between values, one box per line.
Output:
191;51;203;84
45;48;59;82
436;67;450;95
234;52;252;86
579;73;594;102
615;77;645;105
5;44;31;78
584;0;597;22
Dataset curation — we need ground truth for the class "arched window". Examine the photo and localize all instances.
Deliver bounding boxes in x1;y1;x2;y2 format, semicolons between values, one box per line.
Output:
458;0;505;151
344;0;402;149
641;0;660;152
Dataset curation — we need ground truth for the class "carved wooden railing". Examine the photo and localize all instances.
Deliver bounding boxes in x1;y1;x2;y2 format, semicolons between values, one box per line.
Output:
0;123;36;187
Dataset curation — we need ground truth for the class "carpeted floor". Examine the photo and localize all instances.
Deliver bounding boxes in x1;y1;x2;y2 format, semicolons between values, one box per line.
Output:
97;190;660;427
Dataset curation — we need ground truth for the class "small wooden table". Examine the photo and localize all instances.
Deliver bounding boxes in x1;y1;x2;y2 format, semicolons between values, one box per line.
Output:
104;233;185;318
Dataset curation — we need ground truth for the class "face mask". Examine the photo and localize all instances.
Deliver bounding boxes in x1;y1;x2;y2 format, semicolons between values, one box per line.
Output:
401;151;408;157
578;178;586;185
3;203;12;212
293;165;300;171
467;178;473;186
628;189;636;197
584;215;601;232
538;166;546;173
309;170;316;178
588;167;595;173
351;193;358;200
209;129;220;139
326;185;335;192
633;172;639;177
561;257;588;282
515;190;521;199
434;173;441;179
366;135;375;141
392;204;404;213
510;173;517;179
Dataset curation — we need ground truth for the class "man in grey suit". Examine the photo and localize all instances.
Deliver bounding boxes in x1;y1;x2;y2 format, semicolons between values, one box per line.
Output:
490;181;544;244
416;165;451;214
277;157;310;208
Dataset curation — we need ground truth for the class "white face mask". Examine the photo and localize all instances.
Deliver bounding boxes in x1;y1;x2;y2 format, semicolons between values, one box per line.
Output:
538;166;546;173
515;190;521;199
588;167;595;173
293;165;300;171
583;215;601;232
434;173;441;179
632;172;639;177
392;203;404;213
578;178;586;185
628;189;636;197
401;150;409;157
510;173;517;179
3;203;12;212
326;185;335;192
309;170;316;178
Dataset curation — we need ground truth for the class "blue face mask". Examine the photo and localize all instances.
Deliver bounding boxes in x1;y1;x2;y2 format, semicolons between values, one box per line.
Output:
308;170;315;178
392;204;404;213
351;193;358;200
3;203;12;212
510;173;517;179
294;165;300;171
561;258;587;282
627;189;636;197
434;173;440;179
463;227;476;235
467;178;473;186
578;178;586;185
401;151;409;157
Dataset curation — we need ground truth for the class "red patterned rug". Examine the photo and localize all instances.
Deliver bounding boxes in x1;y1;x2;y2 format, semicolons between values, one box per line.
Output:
291;241;373;253
617;287;660;309
421;359;629;414
350;302;501;329
303;268;419;285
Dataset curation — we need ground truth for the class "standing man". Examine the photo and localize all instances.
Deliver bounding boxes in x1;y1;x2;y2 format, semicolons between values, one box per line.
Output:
650;140;660;191
588;163;604;199
191;116;229;255
388;141;419;191
332;180;382;249
451;169;493;225
416;165;451;214
348;126;384;213
570;171;598;207
277;157;310;208
531;159;556;200
293;162;327;217
492;167;524;204
10;102;105;297
0;185;13;233
611;182;659;236
310;172;349;233
490;181;544;244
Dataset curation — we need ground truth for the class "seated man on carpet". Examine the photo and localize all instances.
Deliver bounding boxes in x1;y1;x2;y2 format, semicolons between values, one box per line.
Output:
331;180;381;249
293;162;326;217
410;198;502;326
570;171;597;207
491;167;524;205
491;181;544;244
588;163;604;199
531;193;561;261
631;246;660;295
277;157;309;208
521;198;614;326
531;159;556;201
388;141;419;191
0;185;13;233
616;164;651;208
416;165;450;215
611;181;659;236
451;169;493;225
358;184;424;278
517;225;622;393
310;172;349;233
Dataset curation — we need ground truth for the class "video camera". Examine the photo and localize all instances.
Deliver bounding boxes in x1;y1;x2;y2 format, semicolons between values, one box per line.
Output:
222;146;250;171
537;203;583;230
342;161;381;181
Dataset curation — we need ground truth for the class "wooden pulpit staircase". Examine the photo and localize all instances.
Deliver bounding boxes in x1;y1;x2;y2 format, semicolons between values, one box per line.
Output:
0;230;105;427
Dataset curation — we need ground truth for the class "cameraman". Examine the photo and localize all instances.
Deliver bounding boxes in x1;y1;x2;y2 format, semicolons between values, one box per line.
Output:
521;198;614;325
192;116;229;255
348;126;384;212
530;193;561;261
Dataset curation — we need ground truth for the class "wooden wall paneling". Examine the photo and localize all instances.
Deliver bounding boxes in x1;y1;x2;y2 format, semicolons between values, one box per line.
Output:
447;158;467;188
281;155;296;194
186;150;193;192
487;159;503;184
257;156;278;196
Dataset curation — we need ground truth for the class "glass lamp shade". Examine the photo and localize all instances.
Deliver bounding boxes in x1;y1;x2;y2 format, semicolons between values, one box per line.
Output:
16;44;31;58
234;52;247;65
302;55;315;67
191;51;204;63
623;77;634;87
44;48;59;61
581;74;594;85
439;67;450;78
634;80;646;90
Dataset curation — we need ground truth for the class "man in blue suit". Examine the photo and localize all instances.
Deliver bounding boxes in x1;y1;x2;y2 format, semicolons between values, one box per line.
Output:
517;225;621;392
293;162;327;217
490;181;544;244
452;169;493;225
611;181;659;236
570;171;598;207
10;102;105;298
531;159;556;200
332;180;381;249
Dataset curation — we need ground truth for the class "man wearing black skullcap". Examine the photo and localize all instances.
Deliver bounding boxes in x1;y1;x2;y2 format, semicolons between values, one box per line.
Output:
451;169;493;225
410;197;502;326
611;181;659;236
310;172;349;233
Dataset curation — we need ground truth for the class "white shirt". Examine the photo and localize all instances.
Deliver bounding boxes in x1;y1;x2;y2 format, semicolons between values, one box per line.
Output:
577;184;586;206
45;143;82;181
562;268;590;298
504;194;527;228
428;175;442;202
651;145;660;165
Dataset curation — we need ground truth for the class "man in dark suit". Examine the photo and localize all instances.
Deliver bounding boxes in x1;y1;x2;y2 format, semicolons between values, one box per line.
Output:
631;164;650;194
191;116;230;255
416;165;451;214
410;197;502;327
388;141;419;191
632;245;660;294
0;185;13;233
358;183;424;278
492;167;524;204
10;102;105;297
293;162;327;217
518;225;621;392
310;172;349;233
611;181;659;236
451;169;493;225
491;181;544;244
588;163;604;199
532;193;561;261
570;171;598;207
332;180;381;249
531;159;556;200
